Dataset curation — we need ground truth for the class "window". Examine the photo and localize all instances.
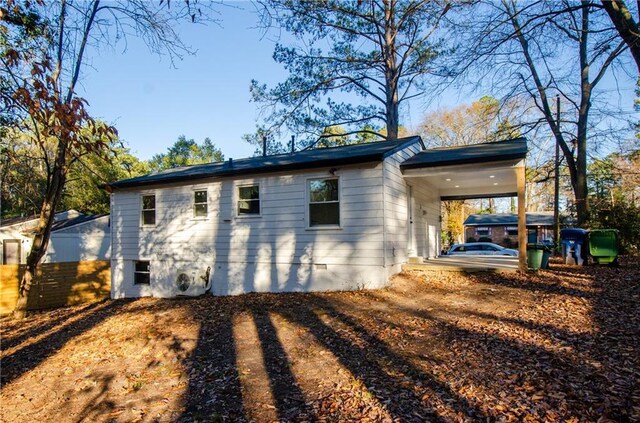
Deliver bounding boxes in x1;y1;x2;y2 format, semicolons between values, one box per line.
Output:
309;178;339;227
193;190;208;217
238;185;260;215
481;245;500;252
505;226;518;236
475;226;491;236
141;194;156;225
134;261;150;285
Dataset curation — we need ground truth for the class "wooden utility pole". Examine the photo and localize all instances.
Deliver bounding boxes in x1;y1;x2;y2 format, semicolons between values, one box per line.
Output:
517;164;528;271
553;95;561;255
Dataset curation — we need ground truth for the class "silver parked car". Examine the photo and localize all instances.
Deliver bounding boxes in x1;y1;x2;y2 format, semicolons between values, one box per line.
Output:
446;242;519;257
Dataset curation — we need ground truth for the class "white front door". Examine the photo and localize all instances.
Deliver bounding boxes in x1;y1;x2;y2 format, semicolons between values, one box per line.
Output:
3;239;21;264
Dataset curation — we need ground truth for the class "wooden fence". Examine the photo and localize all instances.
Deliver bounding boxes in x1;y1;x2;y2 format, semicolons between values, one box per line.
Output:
0;260;110;315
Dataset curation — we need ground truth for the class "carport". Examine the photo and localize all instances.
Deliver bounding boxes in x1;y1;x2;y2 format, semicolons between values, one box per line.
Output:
400;138;529;271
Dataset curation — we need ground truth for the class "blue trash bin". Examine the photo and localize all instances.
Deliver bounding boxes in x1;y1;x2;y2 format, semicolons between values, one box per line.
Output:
560;228;588;265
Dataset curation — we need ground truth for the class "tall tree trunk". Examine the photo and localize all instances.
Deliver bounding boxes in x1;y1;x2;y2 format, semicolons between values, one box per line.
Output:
383;0;400;139
575;1;592;225
506;0;590;225
13;141;67;319
601;0;640;73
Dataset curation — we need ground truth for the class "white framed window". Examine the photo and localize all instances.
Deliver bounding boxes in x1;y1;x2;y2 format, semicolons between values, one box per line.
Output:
505;226;518;236
193;190;208;218
308;177;340;227
237;184;260;216
141;194;156;225
134;260;150;285
475;226;491;236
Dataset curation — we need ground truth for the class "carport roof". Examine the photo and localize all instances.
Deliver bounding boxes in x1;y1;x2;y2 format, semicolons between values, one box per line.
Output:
400;138;527;170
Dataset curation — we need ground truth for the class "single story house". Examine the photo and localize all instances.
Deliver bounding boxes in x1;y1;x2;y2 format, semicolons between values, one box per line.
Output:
0;210;110;264
464;212;555;247
105;136;528;298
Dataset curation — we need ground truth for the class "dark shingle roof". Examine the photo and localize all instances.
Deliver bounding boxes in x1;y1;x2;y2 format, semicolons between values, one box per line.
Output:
464;212;554;227
17;213;108;234
0;213;40;228
51;214;108;231
1;210;85;229
400;138;527;170
107;137;423;190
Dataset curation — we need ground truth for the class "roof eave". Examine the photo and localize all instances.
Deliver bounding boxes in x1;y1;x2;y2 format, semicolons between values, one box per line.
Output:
382;136;425;158
108;153;387;190
400;152;527;171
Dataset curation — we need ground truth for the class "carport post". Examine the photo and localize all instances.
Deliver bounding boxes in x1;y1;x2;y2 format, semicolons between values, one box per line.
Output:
517;164;528;271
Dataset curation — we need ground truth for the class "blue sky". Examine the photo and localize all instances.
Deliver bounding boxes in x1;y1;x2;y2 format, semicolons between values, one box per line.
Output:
78;4;288;161
76;2;469;161
77;2;637;162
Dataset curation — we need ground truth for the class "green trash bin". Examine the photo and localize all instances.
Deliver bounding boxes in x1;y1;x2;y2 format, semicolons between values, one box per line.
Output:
527;243;544;270
541;246;551;269
588;229;619;265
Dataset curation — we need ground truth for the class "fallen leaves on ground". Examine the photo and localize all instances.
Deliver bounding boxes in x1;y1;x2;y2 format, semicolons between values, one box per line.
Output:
1;257;638;422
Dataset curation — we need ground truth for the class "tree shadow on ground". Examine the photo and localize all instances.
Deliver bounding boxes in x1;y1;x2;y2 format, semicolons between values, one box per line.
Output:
589;257;640;419
178;292;489;421
277;295;488;421
376;259;640;420
107;259;640;421
252;310;309;420
473;271;595;299
179;297;246;421
1;299;134;386
0;301;106;352
4;258;638;422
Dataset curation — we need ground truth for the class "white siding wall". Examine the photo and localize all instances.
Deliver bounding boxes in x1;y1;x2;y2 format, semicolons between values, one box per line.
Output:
410;180;441;259
110;164;388;298
382;143;418;271
43;216;111;263
382;140;440;277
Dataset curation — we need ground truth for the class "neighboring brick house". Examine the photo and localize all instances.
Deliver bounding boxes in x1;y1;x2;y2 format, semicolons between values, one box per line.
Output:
464;212;555;248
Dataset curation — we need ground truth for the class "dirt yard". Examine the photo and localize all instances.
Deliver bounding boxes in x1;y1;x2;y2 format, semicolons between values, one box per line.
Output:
1;258;639;422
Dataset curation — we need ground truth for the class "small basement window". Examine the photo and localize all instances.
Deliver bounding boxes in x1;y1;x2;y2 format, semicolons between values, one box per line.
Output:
238;185;260;215
193;190;208;217
141;194;156;225
309;178;340;227
134;261;150;285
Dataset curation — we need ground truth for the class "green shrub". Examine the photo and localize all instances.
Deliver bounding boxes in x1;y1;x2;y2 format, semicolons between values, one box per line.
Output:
478;236;492;243
589;202;640;255
466;237;477;243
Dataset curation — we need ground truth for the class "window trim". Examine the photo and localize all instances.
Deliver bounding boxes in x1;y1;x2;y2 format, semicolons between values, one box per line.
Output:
475;226;491;236
133;260;151;285
505;226;518;236
140;193;156;226
192;189;209;219
306;176;341;230
236;183;261;217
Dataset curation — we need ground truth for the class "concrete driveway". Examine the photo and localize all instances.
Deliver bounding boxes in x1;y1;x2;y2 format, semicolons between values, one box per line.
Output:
404;255;519;273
